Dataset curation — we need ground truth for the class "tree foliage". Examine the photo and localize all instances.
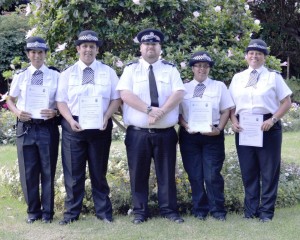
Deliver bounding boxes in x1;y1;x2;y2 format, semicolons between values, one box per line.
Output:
0;13;29;72
27;0;281;83
249;0;300;78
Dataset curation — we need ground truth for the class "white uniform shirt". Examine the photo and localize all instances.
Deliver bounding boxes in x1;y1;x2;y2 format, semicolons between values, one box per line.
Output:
9;64;59;111
180;78;234;125
229;66;292;115
55;59;120;116
116;58;185;128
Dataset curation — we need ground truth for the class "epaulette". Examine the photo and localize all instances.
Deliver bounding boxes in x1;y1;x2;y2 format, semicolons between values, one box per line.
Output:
268;68;281;74
48;66;60;73
161;60;175;67
15;67;28;74
126;59;139;66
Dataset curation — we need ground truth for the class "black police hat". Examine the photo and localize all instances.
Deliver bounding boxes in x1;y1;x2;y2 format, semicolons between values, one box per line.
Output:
25;36;49;51
246;39;269;55
189;51;214;67
136;28;164;43
75;30;103;47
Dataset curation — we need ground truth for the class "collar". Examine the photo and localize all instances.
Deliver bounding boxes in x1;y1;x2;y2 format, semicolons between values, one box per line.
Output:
140;58;160;69
247;65;265;75
191;77;210;87
78;59;97;71
28;64;47;74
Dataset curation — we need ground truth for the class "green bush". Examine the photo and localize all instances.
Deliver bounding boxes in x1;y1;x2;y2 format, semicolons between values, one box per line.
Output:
1;142;300;216
0;109;16;145
0;13;29;73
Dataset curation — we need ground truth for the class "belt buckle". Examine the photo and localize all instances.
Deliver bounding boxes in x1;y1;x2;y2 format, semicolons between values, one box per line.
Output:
148;128;155;133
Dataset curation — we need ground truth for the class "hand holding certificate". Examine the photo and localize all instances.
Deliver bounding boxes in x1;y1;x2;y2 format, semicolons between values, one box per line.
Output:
79;96;103;130
25;85;49;119
188;99;212;133
239;113;263;147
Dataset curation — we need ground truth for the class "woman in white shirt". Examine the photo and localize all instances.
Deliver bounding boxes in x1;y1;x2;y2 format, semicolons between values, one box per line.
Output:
179;51;234;221
229;39;292;222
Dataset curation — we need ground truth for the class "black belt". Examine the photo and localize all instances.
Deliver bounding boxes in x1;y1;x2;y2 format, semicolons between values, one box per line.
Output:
18;118;55;125
128;125;173;133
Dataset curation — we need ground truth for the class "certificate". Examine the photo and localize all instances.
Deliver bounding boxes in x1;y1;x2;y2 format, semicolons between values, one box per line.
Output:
25;85;49;119
239;113;263;147
188;99;212;132
79;96;103;130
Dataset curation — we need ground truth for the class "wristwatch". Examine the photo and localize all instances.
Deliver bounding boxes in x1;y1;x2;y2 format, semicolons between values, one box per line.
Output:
146;106;152;114
271;116;278;124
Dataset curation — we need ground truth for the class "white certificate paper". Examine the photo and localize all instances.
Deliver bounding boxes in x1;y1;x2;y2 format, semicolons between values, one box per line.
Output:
239;113;263;147
79;96;103;130
188;99;212;132
25;85;49;119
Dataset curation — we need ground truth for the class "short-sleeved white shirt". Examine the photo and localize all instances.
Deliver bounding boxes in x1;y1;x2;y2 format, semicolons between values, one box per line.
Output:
116;58;185;128
180;78;234;125
9;64;59;111
229;66;292;115
56;59;120;116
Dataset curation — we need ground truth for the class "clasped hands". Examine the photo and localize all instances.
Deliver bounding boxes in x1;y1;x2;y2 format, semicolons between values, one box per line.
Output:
148;107;165;125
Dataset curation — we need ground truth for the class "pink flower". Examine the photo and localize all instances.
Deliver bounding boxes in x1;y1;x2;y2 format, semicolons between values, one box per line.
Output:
132;0;140;5
227;49;234;57
280;61;288;67
55;43;67;52
193;11;200;18
214;6;221;12
254;19;260;25
180;62;187;69
25;3;31;16
116;60;124;68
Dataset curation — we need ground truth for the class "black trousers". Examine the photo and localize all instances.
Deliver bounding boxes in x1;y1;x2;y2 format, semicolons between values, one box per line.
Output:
235;120;282;219
125;126;179;219
16;120;59;219
61;117;113;220
179;127;226;218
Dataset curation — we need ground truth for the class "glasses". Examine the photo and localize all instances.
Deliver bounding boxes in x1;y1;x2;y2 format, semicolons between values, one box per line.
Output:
193;64;210;69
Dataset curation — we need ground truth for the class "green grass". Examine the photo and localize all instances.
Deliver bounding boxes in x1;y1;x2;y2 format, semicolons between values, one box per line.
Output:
0;131;300;239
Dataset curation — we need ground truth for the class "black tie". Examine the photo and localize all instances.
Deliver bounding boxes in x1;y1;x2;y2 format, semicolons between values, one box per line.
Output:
149;65;159;107
193;83;206;98
31;70;43;85
82;67;95;85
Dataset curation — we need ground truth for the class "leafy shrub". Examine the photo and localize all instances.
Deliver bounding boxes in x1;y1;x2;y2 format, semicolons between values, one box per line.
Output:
0;13;29;73
0;109;16;145
1;142;300;216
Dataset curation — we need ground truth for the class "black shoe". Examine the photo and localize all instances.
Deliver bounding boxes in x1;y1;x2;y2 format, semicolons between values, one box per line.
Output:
213;215;226;221
165;215;184;224
59;218;78;225
42;218;52;223
131;217;146;224
195;215;207;221
26;217;41;224
259;217;272;223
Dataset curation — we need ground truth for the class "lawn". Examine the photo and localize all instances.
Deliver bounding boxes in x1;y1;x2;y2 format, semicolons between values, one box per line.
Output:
0;131;299;240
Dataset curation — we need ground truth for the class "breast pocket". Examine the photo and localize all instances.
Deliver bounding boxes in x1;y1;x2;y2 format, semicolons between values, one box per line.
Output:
203;91;219;114
157;74;171;98
95;73;111;99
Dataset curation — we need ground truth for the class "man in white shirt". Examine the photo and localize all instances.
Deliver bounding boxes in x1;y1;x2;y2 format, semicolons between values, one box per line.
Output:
56;30;121;225
117;28;185;224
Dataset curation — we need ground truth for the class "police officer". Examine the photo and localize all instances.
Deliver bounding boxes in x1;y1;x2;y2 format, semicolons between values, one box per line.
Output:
56;30;120;225
179;51;234;221
7;36;60;223
116;28;185;224
229;39;292;222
